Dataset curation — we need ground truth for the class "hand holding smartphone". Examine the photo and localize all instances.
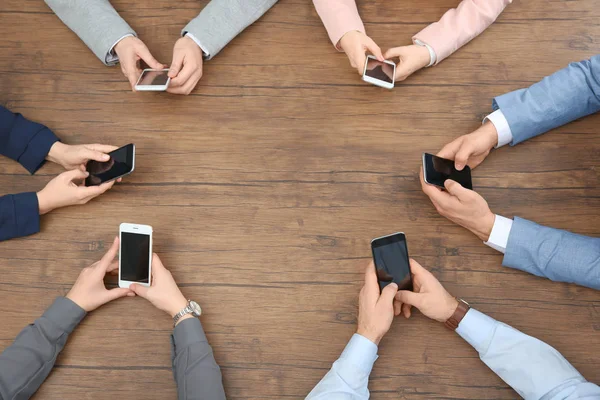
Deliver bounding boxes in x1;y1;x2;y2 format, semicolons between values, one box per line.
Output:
362;55;396;89
135;69;170;91
371;232;413;291
422;153;473;190
85;143;135;186
119;223;153;288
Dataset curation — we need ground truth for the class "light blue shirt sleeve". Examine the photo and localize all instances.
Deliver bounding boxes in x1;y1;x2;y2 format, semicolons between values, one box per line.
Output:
306;334;378;400
457;309;600;400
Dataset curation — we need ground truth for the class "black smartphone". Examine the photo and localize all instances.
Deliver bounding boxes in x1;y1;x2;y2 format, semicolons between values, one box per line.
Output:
371;232;413;291
422;153;472;190
85;143;135;186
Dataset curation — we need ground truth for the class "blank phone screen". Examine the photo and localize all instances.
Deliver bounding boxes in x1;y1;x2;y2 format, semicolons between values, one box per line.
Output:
85;144;134;186
423;153;473;190
364;58;394;83
120;232;150;283
138;70;169;86
372;234;412;291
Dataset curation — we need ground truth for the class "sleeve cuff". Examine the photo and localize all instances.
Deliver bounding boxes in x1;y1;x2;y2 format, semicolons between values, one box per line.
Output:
172;318;208;354
184;32;210;59
339;334;379;376
106;34;136;65
413;39;437;67
455;309;498;354
484;109;513;148
11;192;41;238
43;297;87;335
19;127;59;175
484;215;513;254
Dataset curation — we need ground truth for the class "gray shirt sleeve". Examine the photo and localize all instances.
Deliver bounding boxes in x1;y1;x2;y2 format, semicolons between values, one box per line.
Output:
171;318;226;400
182;0;279;60
0;297;86;400
44;0;136;65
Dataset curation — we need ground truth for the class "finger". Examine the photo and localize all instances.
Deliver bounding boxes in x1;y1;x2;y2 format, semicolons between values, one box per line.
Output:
378;282;398;306
408;258;428;276
444;179;469;200
436;138;462;161
393;299;402;316
170;63;196;88
82;147;110;163
362;261;380;300
354;52;367;75
364;37;384;61
121;61;140;90
137;45;163;70
106;260;119;273
129;283;150;299
86;144;119;154
81;180;116;199
454;144;475;171
402;303;412;318
395;290;421;308
62;169;89;182
103;288;133;303
99;237;120;270
395;58;419;81
383;46;404;60
169;47;185;78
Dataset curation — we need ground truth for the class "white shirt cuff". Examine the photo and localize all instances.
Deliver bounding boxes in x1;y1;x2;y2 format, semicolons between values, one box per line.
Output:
413;39;436;67
483;109;513;148
106;34;135;64
456;309;498;354
484;215;513;254
341;334;379;375
184;32;210;59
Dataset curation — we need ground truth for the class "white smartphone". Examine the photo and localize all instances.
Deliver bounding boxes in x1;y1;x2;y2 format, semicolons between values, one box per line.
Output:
119;223;153;288
362;55;396;89
134;69;170;91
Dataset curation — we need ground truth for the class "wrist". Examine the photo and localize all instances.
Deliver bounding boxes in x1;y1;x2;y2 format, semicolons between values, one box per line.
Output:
474;212;496;242
169;296;189;318
440;296;459;322
66;292;88;312
338;30;361;51
412;44;432;69
356;328;383;346
46;142;66;166
481;121;499;148
36;190;52;215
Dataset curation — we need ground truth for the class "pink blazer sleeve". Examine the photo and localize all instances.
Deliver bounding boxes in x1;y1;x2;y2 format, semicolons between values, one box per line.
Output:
313;0;365;48
413;0;512;64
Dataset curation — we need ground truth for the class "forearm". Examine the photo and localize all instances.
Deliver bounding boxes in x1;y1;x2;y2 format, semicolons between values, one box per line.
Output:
0;106;59;174
182;0;278;60
171;318;226;400
413;0;511;63
44;0;136;65
0;193;41;242
0;297;86;400
502;217;600;290
493;55;600;144
306;334;377;399
456;308;598;399
313;0;365;49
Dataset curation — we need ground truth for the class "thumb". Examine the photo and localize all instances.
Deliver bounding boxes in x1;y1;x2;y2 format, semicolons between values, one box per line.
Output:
62;168;89;182
378;282;398;306
137;45;163;70
383;46;405;60
444;179;469;198
395;290;422;308
129;283;150;299
169;51;184;78
103;288;133;303
454;145;473;171
364;37;384;61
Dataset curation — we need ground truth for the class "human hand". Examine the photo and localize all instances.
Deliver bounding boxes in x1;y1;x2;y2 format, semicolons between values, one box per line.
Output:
167;36;204;95
420;169;495;241
394;259;458;322
384;45;431;82
66;237;134;312
37;169;116;215
129;254;189;319
356;261;400;345
338;31;384;75
46;142;117;171
114;36;165;90
437;121;499;171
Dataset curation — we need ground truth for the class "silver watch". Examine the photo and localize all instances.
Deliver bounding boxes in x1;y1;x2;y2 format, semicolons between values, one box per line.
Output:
173;300;202;326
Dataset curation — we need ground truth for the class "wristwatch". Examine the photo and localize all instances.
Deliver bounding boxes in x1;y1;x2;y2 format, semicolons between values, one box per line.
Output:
173;300;202;327
444;298;470;330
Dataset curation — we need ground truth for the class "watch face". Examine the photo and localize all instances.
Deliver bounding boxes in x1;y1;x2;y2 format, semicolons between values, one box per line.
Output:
189;301;202;316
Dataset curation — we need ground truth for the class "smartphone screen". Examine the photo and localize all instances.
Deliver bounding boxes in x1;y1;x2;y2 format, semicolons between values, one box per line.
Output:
138;70;169;86
423;153;473;190
120;232;151;283
371;233;412;291
85;144;134;186
364;58;394;84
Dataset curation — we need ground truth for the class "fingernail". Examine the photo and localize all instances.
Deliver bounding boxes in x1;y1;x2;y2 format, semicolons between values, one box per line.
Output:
390;283;398;290
102;154;110;160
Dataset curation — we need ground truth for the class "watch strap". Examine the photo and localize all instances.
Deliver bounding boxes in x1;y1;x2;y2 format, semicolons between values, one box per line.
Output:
173;304;192;326
444;299;470;330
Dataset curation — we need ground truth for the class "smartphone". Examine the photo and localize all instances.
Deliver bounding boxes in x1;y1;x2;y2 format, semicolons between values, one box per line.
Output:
135;68;170;91
422;153;473;190
362;55;396;89
119;223;153;288
371;232;412;291
85;144;135;186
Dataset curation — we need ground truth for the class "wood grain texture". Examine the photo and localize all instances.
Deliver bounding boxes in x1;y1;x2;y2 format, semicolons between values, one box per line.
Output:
0;0;599;399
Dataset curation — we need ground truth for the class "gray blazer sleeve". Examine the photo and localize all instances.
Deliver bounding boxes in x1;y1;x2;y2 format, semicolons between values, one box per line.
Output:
171;318;226;400
44;0;136;65
182;0;279;60
503;217;600;290
0;297;86;400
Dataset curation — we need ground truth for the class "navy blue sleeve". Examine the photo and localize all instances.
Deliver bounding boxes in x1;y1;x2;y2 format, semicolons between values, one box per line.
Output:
0;106;60;174
0;192;41;241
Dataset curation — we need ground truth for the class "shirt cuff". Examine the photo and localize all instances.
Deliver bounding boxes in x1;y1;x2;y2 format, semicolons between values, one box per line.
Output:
184;32;210;59
413;39;437;67
483;110;513;148
106;34;136;65
43;297;87;335
12;192;41;238
19;127;60;175
339;334;379;376
171;317;208;355
484;215;513;254
455;309;498;354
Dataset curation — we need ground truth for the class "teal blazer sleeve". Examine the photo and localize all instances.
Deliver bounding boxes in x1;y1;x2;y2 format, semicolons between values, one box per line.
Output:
492;55;600;145
503;217;600;290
